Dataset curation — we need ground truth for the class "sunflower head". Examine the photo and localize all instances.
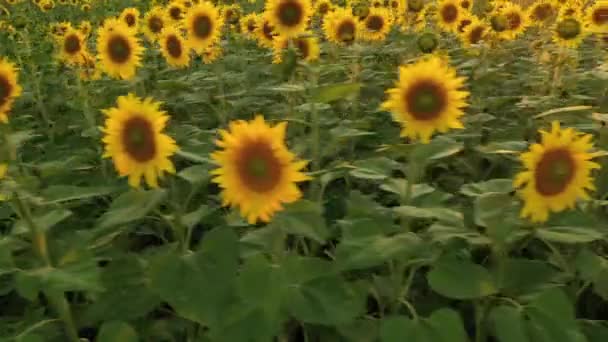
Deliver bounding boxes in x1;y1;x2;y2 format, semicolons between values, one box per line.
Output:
78;20;92;36
102;94;178;189
265;0;313;38
513;121;601;223
528;1;557;25
461;19;488;47
408;0;425;13
272;34;320;63
587;1;608;33
361;7;392;41
120;7;140;30
436;0;460;32
96;21;144;80
417;31;439;53
222;4;242;25
210;115;311;224
381;56;469;143
58;27;87;65
167;2;185;23
0;58;22;123
323;7;360;45
142;6;168;41
159;26;191;68
315;0;334;16
255;16;278;48
185;2;224;53
240;13;259;38
201;44;224;64
553;14;587;48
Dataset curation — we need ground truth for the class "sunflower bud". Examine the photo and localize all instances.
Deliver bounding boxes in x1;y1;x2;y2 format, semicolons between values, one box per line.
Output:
417;32;439;53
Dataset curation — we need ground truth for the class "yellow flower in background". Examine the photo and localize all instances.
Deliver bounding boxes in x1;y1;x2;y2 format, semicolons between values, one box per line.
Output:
142;6;168;42
120;7;140;31
78;20;92;37
58;27;87;65
458;0;472;10
514;121;600;223
40;0;55;12
97;21;144;80
210;115;311;224
360;6;392;41
315;0;334;17
456;12;474;34
102;94;178;189
553;13;587;48
166;1;185;24
221;4;242;26
496;2;528;40
460;18;488;47
323;7;360;45
381;56;469;143
527;0;557;27
159;26;191;68
78;52;102;81
185;2;224;53
272;34;320;63
0;58;22;123
201;43;224;64
240;12;259;39
255;16;278;48
436;0;461;33
265;0;312;38
0;163;7;201
586;0;608;33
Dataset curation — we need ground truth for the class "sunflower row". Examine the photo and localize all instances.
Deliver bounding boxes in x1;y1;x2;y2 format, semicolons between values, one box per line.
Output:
0;45;603;226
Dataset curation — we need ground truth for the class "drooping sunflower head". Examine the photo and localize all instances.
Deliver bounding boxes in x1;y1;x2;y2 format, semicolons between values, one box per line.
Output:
185;2;224;53
240;12;259;38
120;7;140;30
255;16;278;48
513;121;601;223
96;21;144;80
381;56;469;143
102;93;178;189
166;2;185;24
323;7;360;45
0;58;22;123
159;26;191;68
272;34;320;63
361;6;392;41
553;13;587;48
586;0;608;33
210;115;311;224
436;0;461;32
527;0;557;26
142;6;168;41
58;27;87;65
265;0;313;38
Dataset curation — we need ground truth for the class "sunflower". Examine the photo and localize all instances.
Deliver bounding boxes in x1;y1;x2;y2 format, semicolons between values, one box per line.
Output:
255;16;278;48
416;31;440;53
97;21;144;80
120;7;140;31
496;2;528;40
0;163;7;201
265;0;312;38
78;52;102;81
166;2;185;24
558;1;584;18
586;0;608;33
222;4;242;26
381;56;469;143
40;0;54;12
456;12;474;33
201;43;223;64
361;6;392;41
159;26;191;68
142;6;168;41
0;58;22;123
323;7;360;45
81;3;90;11
272;34;320;63
185;2;224;53
240;12;259;38
78;20;92;37
102;94;178;189
458;0;472;10
210;115;310;224
460;18;488;46
553;13;587;48
527;0;557;26
58;27;87;65
408;0;425;13
436;0;461;32
513;121;601;223
315;0;334;17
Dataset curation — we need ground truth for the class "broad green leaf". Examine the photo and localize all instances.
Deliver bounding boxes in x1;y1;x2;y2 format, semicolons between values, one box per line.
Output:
410;140;464;164
40;185;117;204
177;164;211;184
534;105;592;118
12;209;72;234
271;200;329;243
312;83;361;103
393;205;463;224
335;233;423;271
424;308;468;342
535;227;604;244
96;321;138;342
498;259;558;295
460;179;514;197
427;258;498;299
97;189;166;229
380;316;417;342
490;306;530;342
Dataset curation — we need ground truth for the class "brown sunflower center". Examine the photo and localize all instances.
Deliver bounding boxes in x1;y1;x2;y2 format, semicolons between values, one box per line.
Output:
532;4;553;21
366;15;384;31
391;0;399;8
405;80;447;120
149;16;164;33
246;19;257;33
534;148;575;196
64;34;81;54
193;14;213;39
122;117;157;162
506;12;522;30
166;35;182;58
0;76;11;108
170;7;182;21
277;1;304;27
469;26;485;44
318;3;330;14
458;18;472;32
337;20;356;43
237;141;282;193
491;14;508;32
461;0;470;9
557;18;581;40
107;35;131;63
263;21;276;40
295;38;310;58
441;4;458;24
592;7;608;25
125;14;136;27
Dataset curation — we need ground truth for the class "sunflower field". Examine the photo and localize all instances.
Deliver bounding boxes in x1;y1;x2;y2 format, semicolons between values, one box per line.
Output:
0;0;608;340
